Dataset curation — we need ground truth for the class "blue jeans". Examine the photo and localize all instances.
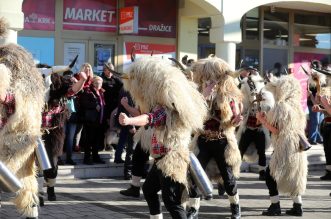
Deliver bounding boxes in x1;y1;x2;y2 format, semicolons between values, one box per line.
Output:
65;122;77;160
308;105;324;143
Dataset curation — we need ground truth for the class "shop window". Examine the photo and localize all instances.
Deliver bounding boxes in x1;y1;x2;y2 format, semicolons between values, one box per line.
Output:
18;36;54;65
94;44;115;75
263;48;288;76
245;8;259;41
243;49;259;69
263;10;289;47
294;13;331;49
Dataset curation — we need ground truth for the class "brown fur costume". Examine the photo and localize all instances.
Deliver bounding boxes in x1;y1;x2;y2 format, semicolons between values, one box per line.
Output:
0;18;45;217
122;57;208;185
190;57;242;181
265;75;308;196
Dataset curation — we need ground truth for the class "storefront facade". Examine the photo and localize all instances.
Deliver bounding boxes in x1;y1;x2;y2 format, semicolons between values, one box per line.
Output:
1;0;331;77
17;0;177;74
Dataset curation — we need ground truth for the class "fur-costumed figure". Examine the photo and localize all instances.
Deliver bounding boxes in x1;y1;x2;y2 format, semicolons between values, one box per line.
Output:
0;18;45;218
308;62;331;180
119;56;207;219
187;57;243;219
256;75;308;217
38;64;86;203
236;69;274;180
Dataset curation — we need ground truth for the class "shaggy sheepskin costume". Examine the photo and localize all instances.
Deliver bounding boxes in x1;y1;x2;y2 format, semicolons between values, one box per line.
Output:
0;18;45;218
122;56;207;219
187;57;242;219
261;75;308;217
190;56;242;183
236;71;274;174
266;75;308;196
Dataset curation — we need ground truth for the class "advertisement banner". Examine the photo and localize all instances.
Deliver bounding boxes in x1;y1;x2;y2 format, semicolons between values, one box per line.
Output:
63;43;86;74
23;0;55;31
124;0;177;38
63;0;117;32
293;52;329;111
123;42;176;70
119;7;139;34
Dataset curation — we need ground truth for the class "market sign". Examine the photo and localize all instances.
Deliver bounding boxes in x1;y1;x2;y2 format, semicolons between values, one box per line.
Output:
119;7;139;34
124;0;177;38
63;0;117;32
23;0;55;31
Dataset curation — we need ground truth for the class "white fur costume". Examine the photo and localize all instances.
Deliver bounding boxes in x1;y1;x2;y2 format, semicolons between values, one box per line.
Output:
123;56;207;185
265;75;308;196
236;72;275;162
190;57;242;182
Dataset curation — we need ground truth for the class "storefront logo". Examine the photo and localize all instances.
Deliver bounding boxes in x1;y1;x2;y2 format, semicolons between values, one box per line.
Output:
119;7;138;34
63;0;117;32
22;0;55;30
64;8;115;23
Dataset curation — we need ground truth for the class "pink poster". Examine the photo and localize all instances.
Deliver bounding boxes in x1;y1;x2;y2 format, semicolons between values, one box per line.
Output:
63;0;117;32
123;42;176;70
125;0;177;38
23;0;55;31
293;52;329;111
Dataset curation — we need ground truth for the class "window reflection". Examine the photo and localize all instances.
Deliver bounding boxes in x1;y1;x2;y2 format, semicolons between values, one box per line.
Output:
263;10;289;46
294;13;331;49
245;8;259;40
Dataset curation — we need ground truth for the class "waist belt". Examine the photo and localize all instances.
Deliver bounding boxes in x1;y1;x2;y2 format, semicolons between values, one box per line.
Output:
201;130;226;141
324;117;331;123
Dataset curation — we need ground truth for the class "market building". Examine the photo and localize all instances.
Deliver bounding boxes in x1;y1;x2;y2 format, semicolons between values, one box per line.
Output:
1;0;331;108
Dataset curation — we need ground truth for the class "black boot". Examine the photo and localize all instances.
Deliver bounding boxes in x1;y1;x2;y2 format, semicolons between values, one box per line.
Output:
187;207;198;219
230;203;241;219
120;185;140;198
320;170;331;180
218;183;226;196
262;202;281;216
47;186;56;201
286;203;303;216
259;170;266;181
39;195;44;207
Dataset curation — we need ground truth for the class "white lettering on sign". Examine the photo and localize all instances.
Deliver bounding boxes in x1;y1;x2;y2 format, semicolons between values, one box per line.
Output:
65;8;115;23
148;24;172;32
121;11;133;20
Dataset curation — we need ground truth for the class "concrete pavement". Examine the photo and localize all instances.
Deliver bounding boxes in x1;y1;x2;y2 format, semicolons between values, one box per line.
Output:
1;171;331;219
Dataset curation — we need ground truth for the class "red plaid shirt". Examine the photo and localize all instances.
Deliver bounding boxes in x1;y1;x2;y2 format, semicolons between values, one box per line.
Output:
205;99;237;131
246;115;261;129
146;106;169;157
0;92;15;130
42;87;75;129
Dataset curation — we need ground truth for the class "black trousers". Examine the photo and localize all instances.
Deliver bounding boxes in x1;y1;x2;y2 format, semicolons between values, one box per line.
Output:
43;132;57;180
142;163;187;219
81;123;101;161
265;166;279;197
132;143;150;177
239;128;266;167
321;121;331;166
124;132;134;176
190;137;237;197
